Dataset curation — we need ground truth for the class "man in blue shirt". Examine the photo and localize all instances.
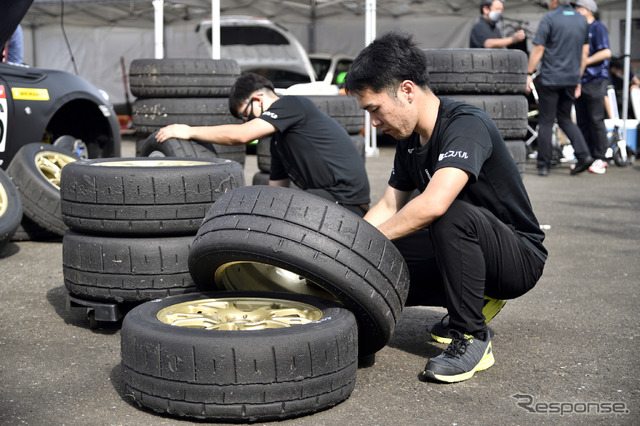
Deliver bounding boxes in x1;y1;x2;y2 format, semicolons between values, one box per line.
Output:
574;0;611;174
526;0;592;176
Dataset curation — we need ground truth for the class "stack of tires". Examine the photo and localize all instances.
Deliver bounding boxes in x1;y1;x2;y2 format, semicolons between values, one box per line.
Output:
252;95;366;185
119;185;411;422
59;157;245;326
129;58;247;166
6;143;81;242
424;48;529;176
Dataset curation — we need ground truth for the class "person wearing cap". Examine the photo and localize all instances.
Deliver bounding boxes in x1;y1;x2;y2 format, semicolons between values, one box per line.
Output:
574;0;611;174
526;0;592;176
469;0;526;48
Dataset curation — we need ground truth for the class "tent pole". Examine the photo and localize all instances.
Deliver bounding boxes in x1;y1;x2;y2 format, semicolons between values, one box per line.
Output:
620;0;632;146
365;0;379;157
211;0;220;59
152;0;164;59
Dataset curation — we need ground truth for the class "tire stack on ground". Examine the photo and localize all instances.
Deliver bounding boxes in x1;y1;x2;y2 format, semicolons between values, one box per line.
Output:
119;185;411;422
6;143;80;242
424;48;529;176
252;95;366;185
129;58;247;166
59;157;245;325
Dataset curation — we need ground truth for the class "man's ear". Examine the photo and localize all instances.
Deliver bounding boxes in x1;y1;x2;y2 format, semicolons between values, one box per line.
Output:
399;80;416;103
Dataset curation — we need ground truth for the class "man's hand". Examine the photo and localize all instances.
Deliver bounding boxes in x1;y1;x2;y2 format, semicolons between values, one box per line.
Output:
155;124;193;143
512;30;526;43
526;75;534;95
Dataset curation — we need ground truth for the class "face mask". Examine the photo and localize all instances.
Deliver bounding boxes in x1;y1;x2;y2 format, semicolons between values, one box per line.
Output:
489;11;502;22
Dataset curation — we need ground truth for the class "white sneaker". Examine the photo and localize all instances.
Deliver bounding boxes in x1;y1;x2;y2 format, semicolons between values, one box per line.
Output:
588;159;607;174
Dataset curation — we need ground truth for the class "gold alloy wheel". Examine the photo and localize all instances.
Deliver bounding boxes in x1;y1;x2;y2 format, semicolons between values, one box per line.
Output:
92;159;206;167
157;297;323;330
0;182;7;217
214;261;337;301
35;150;76;189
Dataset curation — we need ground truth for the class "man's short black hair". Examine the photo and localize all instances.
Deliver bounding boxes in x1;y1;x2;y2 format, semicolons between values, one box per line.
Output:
480;0;502;14
228;72;276;118
344;31;431;97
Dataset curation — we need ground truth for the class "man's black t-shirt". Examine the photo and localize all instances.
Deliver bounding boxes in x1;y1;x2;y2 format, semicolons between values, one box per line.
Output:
469;18;502;48
389;97;547;261
259;96;370;205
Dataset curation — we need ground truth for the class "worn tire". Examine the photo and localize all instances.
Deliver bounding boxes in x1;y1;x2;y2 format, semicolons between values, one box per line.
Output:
306;95;365;134
129;58;240;98
6;143;78;236
505;140;527;177
10;216;61;242
60;157;244;236
137;133;246;166
424;48;528;95
63;230;195;303
132;98;241;136
188;186;410;356
446;95;528;140
121;291;358;422
0;168;23;250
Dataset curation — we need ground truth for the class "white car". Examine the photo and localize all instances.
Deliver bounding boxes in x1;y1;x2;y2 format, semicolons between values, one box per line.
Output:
196;16;317;89
309;53;354;86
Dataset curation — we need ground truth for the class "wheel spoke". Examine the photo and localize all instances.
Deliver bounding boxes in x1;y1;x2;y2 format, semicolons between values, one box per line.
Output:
157;297;323;330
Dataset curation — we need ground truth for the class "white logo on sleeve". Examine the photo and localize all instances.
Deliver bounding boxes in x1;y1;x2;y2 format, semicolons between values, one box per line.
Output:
439;150;469;161
263;111;278;119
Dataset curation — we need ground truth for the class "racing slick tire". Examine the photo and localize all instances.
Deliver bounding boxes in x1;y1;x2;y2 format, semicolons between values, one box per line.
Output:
188;185;410;356
6;143;78;236
446;95;529;140
63;230;196;303
424;48;528;95
129;58;240;98
121;291;358;422
60;157;244;236
131;97;241;136
137;132;246;167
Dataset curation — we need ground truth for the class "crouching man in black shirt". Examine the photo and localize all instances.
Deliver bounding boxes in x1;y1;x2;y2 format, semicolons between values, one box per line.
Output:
345;32;547;382
156;72;370;216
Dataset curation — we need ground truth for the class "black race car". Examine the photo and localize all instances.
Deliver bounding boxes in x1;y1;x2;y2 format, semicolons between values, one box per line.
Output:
0;0;121;169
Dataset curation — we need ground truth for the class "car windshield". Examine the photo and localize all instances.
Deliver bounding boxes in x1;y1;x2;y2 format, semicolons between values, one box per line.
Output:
311;58;331;82
244;68;311;88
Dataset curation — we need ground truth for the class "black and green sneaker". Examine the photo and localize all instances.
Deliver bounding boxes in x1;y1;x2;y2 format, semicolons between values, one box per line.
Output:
419;329;494;383
430;296;506;344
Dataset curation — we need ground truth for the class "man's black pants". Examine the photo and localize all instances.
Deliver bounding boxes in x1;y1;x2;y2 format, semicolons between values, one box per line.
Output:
536;83;591;169
393;200;545;337
575;79;609;160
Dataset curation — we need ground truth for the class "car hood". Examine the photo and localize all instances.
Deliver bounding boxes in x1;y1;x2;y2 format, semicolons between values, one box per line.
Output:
1;0;33;47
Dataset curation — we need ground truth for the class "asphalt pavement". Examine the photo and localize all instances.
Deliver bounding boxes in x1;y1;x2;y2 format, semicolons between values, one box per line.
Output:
1;138;638;425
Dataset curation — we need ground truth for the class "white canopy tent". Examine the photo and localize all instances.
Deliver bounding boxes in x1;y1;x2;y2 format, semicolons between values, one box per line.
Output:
19;0;638;147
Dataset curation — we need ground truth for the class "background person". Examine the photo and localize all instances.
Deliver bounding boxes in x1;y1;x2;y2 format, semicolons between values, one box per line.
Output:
345;32;547;384
607;57;640;119
469;0;526;48
156;72;370;217
2;24;23;64
574;0;611;175
526;0;592;176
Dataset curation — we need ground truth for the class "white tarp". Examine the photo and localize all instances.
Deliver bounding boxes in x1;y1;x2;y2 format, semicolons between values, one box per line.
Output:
18;0;638;105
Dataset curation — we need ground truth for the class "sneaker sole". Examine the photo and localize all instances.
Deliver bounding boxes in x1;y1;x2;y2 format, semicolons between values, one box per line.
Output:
431;297;507;344
420;343;495;383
